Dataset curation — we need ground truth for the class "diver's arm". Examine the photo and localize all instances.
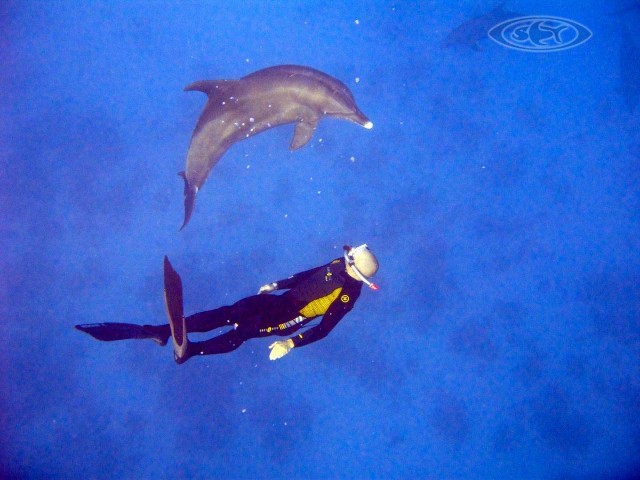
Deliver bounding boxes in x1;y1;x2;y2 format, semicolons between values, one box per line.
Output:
291;283;361;348
259;263;328;294
290;303;349;348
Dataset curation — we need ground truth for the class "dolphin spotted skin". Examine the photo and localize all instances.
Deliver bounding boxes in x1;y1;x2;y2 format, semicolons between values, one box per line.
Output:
179;64;373;229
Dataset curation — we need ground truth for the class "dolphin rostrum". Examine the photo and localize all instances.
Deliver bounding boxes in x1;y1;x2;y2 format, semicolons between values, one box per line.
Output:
178;64;373;229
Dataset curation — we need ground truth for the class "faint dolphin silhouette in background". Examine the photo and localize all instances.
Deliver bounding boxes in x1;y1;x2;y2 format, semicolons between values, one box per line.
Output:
611;1;640;15
178;65;373;229
442;3;522;51
620;25;640;111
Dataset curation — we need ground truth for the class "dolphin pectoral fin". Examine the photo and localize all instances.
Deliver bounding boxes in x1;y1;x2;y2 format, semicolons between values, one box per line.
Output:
178;172;197;231
290;120;318;151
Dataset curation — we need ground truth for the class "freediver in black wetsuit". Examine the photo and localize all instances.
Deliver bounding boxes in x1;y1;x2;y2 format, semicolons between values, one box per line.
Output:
75;245;379;364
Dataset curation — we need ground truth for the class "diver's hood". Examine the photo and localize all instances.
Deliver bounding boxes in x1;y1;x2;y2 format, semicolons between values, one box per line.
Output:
343;244;379;290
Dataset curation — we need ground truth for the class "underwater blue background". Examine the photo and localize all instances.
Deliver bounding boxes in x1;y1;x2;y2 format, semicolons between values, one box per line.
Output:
2;1;639;478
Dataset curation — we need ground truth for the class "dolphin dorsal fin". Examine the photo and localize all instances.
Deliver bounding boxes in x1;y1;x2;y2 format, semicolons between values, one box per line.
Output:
183;80;236;97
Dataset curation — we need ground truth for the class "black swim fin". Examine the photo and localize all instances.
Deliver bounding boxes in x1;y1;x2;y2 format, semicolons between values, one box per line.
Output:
75;323;167;345
164;256;188;363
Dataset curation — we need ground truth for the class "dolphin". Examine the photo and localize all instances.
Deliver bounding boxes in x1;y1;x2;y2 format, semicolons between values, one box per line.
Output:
178;64;373;229
611;2;640;15
620;25;640;112
442;3;521;50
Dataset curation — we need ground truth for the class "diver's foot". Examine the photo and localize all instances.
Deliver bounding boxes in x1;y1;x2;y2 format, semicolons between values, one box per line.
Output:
141;325;169;346
174;348;188;365
169;315;189;364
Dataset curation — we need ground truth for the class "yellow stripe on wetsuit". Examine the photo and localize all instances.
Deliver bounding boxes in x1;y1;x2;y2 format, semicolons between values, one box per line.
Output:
258;287;342;334
299;287;343;318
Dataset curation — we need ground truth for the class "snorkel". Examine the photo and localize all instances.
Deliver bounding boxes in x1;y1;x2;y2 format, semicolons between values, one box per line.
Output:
343;244;380;290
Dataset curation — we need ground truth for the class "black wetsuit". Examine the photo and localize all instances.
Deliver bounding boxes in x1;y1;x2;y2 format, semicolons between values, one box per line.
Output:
163;257;362;359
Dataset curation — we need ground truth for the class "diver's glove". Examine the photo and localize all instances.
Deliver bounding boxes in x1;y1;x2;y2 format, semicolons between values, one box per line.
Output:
258;282;278;295
269;338;294;360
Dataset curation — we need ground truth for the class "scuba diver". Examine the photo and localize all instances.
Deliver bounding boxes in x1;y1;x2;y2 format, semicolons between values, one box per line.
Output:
75;244;379;364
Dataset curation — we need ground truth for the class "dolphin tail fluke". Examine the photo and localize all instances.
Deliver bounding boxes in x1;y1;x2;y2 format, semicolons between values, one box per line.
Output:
178;171;197;231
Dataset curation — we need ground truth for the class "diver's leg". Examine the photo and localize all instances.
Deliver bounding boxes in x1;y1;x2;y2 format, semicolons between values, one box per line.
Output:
182;295;279;332
184;329;248;359
134;300;253;349
183;306;237;332
126;305;242;346
140;324;171;345
173;296;286;362
109;296;274;347
135;305;241;346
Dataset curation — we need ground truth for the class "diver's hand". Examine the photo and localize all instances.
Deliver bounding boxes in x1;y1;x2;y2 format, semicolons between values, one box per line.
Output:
258;282;277;295
269;339;294;360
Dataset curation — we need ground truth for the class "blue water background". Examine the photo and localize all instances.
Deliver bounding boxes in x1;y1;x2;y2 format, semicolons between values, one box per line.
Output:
1;1;639;478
